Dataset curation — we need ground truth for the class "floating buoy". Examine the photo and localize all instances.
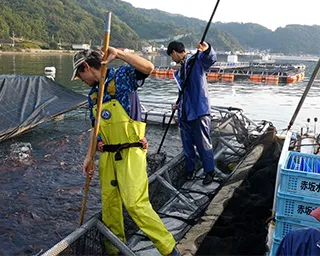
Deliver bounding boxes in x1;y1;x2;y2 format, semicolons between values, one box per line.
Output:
44;66;56;80
221;74;234;82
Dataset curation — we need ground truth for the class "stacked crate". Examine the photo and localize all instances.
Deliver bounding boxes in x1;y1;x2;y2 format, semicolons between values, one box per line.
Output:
270;151;320;255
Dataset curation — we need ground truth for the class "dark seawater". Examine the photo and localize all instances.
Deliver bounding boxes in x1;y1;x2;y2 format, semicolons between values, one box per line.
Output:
0;53;319;255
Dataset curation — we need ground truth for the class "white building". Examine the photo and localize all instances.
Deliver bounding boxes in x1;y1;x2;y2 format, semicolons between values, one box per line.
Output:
227;55;238;63
118;48;135;53
142;46;153;53
72;44;90;50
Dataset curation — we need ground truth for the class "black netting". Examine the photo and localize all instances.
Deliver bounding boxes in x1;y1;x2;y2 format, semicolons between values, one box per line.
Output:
60;225;106;256
0;75;87;142
196;132;283;256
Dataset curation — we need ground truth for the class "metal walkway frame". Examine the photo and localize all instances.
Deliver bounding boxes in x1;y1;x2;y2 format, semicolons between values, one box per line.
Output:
42;106;270;256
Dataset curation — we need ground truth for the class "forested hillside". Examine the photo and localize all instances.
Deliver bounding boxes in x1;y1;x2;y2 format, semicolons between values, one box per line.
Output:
89;0;243;51
272;25;320;55
0;0;319;54
214;22;320;55
0;0;145;50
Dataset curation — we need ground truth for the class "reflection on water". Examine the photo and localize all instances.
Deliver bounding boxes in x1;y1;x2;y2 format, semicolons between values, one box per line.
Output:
0;53;320;254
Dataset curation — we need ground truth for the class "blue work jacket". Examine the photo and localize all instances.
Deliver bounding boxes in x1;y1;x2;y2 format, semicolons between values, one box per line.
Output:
174;45;217;121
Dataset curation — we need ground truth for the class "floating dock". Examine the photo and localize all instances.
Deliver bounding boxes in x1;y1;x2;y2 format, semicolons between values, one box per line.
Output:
151;62;306;84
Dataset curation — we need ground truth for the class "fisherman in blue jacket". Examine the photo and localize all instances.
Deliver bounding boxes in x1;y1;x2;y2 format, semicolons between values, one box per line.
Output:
276;227;320;255
167;41;217;185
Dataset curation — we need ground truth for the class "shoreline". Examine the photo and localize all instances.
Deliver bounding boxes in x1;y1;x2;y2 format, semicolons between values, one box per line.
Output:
0;49;318;60
0;49;148;56
0;49;76;55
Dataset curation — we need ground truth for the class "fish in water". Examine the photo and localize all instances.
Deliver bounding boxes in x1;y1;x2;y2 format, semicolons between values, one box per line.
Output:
10;142;33;162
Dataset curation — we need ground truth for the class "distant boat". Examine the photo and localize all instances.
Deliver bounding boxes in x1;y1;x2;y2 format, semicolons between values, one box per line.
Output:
252;55;275;64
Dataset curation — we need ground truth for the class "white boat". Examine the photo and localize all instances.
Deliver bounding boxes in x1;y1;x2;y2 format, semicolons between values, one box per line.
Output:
252;55;276;64
140;100;178;125
267;127;320;255
267;59;320;255
140;100;242;126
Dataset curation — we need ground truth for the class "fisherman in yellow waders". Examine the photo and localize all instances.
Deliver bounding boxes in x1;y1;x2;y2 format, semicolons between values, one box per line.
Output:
71;48;179;255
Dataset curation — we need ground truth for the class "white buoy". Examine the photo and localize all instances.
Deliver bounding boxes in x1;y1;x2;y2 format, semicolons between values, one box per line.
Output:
44;66;56;80
300;133;315;155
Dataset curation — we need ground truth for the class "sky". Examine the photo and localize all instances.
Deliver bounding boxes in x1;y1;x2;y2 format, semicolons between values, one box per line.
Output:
123;0;320;31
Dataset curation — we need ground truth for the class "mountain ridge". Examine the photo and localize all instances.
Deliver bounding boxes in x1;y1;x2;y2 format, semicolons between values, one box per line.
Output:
0;0;319;54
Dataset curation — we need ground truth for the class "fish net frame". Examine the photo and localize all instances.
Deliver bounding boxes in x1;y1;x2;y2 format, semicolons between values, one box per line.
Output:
42;106;269;256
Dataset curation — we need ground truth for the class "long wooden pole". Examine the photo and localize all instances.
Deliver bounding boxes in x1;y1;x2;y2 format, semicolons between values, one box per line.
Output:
80;12;112;226
157;0;221;153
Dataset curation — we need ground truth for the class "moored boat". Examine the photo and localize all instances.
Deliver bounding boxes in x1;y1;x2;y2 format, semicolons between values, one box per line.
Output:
267;127;320;255
267;58;320;255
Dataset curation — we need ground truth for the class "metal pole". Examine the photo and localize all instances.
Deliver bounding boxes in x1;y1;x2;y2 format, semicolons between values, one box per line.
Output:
95;220;136;256
157;0;221;153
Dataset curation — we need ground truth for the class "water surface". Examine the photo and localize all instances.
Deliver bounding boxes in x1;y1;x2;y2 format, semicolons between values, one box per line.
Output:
0;53;319;255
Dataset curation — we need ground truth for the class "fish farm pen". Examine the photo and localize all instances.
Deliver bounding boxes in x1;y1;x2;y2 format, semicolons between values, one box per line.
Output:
151;62;306;84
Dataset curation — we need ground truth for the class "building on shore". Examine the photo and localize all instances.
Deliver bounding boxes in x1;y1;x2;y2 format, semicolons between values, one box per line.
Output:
117;48;134;53
71;44;90;50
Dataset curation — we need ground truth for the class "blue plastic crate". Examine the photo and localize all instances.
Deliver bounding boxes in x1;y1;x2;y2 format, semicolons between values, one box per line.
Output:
274;215;320;240
284;151;320;174
279;151;320;197
269;237;281;256
279;169;320;197
276;190;320;222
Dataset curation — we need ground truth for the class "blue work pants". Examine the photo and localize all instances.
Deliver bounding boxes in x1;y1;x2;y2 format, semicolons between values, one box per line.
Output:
180;115;215;173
